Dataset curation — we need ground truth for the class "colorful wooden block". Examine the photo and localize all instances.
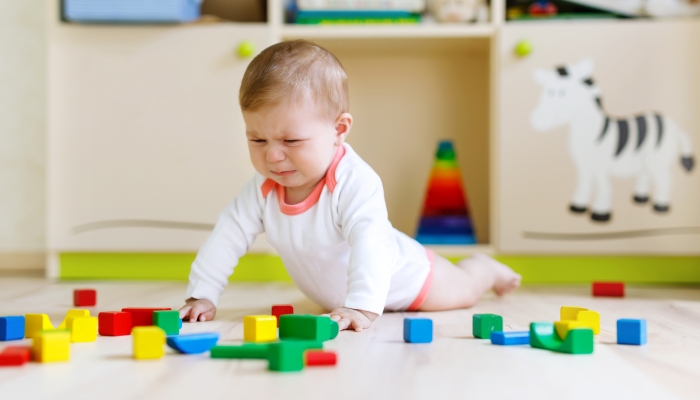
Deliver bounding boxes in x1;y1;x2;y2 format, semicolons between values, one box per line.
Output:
66;316;98;342
278;315;339;342
243;315;277;343
558;307;600;337
560;306;589;321
132;326;166;360
210;343;270;359
268;341;324;372
32;330;71;362
0;316;25;341
58;309;90;329
490;331;530;345
530;322;594;354
121;307;171;327
617;319;647;345
98;311;132;336
271;304;294;327
25;314;54;339
167;332;220;354
305;350;337;366
153;310;180;336
0;346;32;366
403;317;433;343
592;282;625;297
73;289;97;306
473;314;503;339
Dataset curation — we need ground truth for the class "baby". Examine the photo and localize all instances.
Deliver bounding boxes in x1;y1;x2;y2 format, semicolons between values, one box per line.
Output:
179;40;521;331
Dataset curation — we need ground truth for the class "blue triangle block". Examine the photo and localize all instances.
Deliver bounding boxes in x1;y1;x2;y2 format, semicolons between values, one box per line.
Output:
166;332;220;354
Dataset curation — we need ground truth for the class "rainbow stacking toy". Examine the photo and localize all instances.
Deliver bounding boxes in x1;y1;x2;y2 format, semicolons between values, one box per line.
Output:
415;140;476;245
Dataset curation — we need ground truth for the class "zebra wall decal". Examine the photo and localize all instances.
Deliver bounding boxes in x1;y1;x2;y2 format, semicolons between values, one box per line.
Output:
530;58;694;222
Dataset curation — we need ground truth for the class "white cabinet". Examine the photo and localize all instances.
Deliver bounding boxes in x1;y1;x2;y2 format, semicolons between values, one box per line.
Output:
47;23;272;252
497;20;700;254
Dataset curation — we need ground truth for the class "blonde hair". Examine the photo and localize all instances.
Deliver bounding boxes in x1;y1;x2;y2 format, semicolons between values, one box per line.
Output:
239;40;349;121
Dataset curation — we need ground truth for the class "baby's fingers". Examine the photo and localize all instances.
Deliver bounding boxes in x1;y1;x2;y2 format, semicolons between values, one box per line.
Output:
179;305;193;321
350;318;365;332
335;316;353;331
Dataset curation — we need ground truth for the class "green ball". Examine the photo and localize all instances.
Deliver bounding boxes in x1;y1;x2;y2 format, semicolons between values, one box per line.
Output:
514;40;533;57
238;41;255;58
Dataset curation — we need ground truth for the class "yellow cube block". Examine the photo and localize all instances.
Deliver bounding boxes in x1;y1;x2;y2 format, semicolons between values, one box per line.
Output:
554;320;587;340
67;316;98;342
243;315;277;343
25;314;55;338
132;326;165;360
32;330;70;362
577;310;600;335
560;306;588;321
58;309;91;329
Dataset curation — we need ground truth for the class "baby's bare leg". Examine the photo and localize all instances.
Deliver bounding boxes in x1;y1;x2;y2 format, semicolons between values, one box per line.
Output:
419;253;521;311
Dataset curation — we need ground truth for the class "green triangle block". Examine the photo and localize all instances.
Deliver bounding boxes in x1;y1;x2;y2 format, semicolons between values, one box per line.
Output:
530;322;594;354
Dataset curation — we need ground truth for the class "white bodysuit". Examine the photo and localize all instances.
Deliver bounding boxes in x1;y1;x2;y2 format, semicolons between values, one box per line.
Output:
186;143;433;315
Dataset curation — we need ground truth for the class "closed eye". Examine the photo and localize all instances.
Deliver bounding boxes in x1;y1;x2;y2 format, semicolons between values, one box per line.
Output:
249;139;266;143
284;140;302;145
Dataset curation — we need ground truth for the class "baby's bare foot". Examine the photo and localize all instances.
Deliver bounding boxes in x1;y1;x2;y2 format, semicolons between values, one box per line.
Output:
473;253;521;296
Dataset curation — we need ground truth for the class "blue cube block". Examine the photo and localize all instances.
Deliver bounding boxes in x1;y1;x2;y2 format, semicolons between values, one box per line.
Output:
490;331;530;345
403;317;432;343
617;319;647;345
0;316;25;341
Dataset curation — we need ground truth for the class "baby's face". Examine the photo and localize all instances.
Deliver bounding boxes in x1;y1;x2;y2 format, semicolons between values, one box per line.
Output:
243;97;346;190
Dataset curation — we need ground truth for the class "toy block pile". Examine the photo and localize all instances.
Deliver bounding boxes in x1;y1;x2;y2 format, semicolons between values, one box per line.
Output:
462;307;647;354
211;306;339;372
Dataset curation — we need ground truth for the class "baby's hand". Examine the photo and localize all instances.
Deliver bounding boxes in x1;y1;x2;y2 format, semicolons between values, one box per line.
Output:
329;307;378;332
179;298;216;322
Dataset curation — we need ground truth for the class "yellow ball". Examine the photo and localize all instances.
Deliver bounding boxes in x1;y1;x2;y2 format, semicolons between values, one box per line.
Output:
238;41;255;58
514;40;533;57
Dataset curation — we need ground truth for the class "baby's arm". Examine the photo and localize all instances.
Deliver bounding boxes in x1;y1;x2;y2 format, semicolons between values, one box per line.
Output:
333;166;396;331
180;176;265;322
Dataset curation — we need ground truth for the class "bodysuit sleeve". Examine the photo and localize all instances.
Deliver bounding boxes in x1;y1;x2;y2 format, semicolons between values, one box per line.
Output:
336;166;397;315
185;175;265;306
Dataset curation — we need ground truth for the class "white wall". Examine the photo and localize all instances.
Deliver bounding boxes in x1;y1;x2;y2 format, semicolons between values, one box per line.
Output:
0;0;47;253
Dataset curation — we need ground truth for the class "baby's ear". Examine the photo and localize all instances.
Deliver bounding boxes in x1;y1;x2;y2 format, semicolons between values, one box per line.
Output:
334;112;353;143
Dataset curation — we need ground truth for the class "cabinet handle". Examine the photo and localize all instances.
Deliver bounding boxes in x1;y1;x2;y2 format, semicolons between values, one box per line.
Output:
514;40;533;57
238;41;256;58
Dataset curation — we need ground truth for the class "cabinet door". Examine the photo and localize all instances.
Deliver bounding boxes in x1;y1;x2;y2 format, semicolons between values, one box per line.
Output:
497;20;700;254
48;24;271;251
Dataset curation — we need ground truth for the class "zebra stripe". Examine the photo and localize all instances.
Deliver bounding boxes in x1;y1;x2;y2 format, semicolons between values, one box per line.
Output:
655;113;664;147
616;119;629;157
598;117;610;142
635;115;647;150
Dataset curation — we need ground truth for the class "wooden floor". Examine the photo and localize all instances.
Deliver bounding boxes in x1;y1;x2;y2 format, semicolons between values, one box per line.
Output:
1;277;700;400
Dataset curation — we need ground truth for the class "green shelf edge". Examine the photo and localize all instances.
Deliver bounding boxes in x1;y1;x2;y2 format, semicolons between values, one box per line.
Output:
59;253;700;283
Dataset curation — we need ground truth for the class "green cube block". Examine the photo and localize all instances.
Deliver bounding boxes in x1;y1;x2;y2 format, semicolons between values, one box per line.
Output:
279;315;338;342
153;310;180;335
267;341;323;372
530;322;594;355
472;314;503;339
210;343;270;359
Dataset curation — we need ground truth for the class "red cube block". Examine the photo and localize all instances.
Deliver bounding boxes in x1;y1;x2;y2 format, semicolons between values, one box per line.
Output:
98;311;133;336
271;304;294;327
592;282;625;297
0;346;31;366
121;307;172;327
305;350;337;366
74;289;97;307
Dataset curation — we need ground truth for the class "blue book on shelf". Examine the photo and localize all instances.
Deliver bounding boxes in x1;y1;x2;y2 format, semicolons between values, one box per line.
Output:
64;0;202;23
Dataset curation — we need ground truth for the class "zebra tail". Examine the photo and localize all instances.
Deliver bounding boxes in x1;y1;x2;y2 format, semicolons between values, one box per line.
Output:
677;127;694;172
